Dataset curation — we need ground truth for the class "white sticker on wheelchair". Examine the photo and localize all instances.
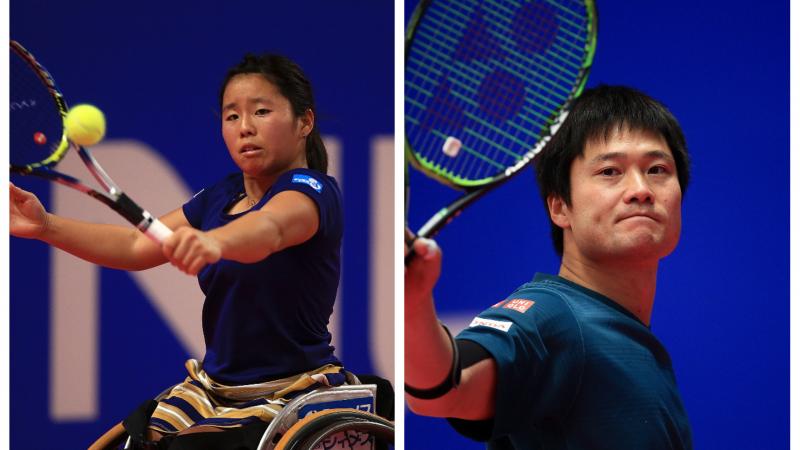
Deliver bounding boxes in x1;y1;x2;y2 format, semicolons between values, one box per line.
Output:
299;397;377;449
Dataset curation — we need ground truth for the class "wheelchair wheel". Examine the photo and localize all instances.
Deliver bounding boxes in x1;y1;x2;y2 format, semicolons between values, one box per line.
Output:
274;408;394;450
88;421;127;450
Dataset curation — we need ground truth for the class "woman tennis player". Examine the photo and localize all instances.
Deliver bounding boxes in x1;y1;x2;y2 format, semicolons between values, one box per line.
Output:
11;53;345;448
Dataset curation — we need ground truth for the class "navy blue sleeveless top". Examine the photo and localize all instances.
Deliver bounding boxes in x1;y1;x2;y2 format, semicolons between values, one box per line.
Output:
183;168;342;384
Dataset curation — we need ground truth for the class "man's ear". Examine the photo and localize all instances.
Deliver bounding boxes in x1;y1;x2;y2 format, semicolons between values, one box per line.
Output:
547;195;571;229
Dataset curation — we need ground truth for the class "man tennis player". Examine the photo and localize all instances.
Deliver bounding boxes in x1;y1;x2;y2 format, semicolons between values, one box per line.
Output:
406;86;693;449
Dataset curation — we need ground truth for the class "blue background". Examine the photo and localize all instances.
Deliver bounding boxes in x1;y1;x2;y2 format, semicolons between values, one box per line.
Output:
10;2;394;449
405;1;789;449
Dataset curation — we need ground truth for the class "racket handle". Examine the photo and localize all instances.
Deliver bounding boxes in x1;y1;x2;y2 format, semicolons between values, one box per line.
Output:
110;192;172;244
142;218;173;244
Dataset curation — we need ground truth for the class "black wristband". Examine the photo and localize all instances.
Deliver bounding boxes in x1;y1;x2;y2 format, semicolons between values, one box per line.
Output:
405;322;461;399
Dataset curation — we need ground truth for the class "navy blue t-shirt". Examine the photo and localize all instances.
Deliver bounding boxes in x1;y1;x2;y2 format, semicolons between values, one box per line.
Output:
182;168;342;384
451;274;693;449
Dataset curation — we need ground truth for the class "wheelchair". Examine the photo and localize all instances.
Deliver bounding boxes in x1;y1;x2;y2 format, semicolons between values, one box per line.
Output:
90;375;394;450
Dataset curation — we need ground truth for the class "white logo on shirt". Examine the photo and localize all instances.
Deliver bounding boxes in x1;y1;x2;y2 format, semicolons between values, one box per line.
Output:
469;317;512;332
292;174;323;193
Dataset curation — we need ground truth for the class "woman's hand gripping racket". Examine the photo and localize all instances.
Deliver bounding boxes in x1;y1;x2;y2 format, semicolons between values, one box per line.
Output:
10;40;172;243
404;0;597;263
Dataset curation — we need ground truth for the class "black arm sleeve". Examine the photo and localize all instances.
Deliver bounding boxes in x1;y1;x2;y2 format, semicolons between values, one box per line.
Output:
458;339;492;369
446;339;495;442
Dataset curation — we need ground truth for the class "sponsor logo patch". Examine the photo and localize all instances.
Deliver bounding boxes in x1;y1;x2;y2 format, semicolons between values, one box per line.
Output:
503;299;535;314
469;317;512;332
491;300;507;308
292;174;323;193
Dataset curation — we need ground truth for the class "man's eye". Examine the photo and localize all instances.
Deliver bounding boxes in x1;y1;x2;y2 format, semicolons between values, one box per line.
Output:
649;165;669;175
225;114;238;121
255;108;270;116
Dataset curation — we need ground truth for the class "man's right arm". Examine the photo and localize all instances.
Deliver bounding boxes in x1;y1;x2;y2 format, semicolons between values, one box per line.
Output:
405;236;498;420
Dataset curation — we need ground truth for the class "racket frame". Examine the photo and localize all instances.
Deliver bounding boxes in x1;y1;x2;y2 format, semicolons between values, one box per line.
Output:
404;0;598;241
10;40;172;243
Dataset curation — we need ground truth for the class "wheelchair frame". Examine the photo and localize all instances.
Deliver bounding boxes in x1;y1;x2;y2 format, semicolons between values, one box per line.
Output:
89;383;394;450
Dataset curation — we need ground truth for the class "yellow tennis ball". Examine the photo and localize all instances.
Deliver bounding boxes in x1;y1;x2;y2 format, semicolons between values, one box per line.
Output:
65;104;106;146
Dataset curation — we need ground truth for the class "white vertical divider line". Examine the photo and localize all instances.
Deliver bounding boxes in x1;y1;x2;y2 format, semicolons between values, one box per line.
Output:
394;0;406;444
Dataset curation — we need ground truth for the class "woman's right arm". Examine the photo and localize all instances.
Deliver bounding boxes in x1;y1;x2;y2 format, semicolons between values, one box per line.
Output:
10;183;191;271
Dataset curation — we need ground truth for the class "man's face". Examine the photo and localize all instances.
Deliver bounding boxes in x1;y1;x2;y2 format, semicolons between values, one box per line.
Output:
553;128;682;265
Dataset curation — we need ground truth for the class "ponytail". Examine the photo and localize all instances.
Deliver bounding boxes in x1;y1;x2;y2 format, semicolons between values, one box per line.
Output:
305;128;328;174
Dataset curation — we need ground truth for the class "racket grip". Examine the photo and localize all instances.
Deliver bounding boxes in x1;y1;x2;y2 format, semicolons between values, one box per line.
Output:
111;193;173;244
142;218;173;244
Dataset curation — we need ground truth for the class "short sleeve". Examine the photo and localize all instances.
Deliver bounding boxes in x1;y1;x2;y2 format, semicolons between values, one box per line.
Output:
267;169;342;239
453;286;584;440
181;173;240;230
182;187;209;229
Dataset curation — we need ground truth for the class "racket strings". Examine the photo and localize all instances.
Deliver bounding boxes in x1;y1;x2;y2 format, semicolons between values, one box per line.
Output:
405;0;594;187
10;44;68;170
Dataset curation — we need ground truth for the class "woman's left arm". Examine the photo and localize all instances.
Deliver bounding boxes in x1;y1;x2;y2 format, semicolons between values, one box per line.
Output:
162;190;319;275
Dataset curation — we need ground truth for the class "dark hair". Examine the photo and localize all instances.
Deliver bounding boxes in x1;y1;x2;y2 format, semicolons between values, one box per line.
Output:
219;54;328;173
534;85;691;256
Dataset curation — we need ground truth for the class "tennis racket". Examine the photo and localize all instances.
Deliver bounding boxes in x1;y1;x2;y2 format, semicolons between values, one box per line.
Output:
405;0;597;262
10;40;172;243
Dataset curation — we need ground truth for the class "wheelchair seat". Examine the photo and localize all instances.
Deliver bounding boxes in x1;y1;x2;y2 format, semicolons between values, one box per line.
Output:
90;376;394;450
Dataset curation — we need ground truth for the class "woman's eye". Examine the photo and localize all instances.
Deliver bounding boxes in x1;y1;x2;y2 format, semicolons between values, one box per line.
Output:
600;167;619;176
225;114;238;121
255;108;270;116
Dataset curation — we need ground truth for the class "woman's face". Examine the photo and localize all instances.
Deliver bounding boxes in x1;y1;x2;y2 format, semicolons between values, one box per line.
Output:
221;74;311;178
